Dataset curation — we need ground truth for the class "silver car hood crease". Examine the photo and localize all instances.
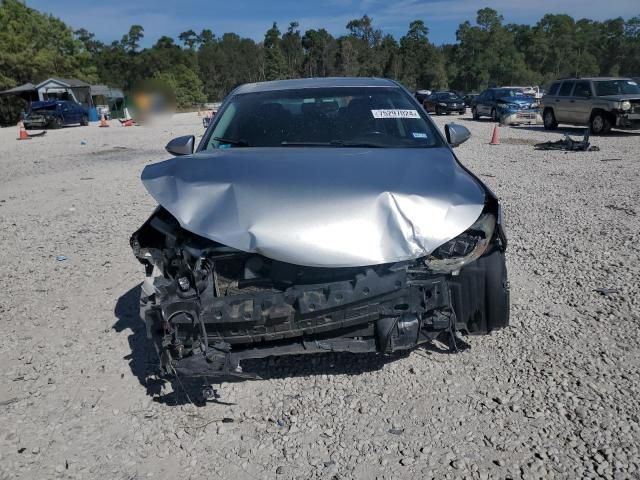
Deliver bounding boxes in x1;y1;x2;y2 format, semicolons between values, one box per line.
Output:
141;147;486;268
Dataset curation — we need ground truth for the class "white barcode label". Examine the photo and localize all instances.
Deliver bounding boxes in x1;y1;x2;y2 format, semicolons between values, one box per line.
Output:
371;109;420;119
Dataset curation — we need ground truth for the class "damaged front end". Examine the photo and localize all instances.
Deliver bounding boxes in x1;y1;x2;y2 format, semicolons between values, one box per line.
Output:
497;100;542;126
131;204;508;379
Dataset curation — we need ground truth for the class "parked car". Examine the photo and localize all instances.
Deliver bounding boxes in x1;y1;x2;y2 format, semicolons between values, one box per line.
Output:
463;93;478;107
130;77;509;383
472;88;541;125
423;91;466;115
541;77;640;134
414;89;432;103
23;100;88;129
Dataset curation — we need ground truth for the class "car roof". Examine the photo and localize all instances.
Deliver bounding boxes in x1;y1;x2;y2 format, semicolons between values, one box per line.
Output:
555;77;632;82
234;77;399;94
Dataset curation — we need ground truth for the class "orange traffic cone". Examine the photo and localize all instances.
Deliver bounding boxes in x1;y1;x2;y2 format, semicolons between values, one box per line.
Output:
490;124;500;145
17;120;31;140
197;110;202;116
99;113;109;127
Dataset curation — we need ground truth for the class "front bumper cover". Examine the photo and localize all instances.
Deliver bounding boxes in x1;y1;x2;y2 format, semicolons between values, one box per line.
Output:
499;108;542;125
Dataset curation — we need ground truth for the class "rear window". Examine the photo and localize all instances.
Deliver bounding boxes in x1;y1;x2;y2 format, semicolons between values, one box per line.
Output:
205;87;443;149
559;82;575;96
548;82;560;96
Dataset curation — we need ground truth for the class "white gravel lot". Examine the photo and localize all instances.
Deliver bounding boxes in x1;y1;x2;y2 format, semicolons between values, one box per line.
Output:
0;112;639;479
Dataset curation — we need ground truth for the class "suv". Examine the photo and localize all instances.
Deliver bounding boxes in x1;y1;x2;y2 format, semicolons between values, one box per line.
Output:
23;100;88;129
541;77;640;134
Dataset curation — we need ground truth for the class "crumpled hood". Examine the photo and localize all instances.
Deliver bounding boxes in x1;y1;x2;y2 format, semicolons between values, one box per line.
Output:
141;147;486;268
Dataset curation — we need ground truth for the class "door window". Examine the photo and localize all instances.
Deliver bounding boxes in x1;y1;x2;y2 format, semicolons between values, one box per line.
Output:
558;81;575;96
548;82;560;96
573;81;592;98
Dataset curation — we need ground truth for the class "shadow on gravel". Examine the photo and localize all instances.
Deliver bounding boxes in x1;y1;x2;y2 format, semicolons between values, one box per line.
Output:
113;285;453;407
509;125;640;137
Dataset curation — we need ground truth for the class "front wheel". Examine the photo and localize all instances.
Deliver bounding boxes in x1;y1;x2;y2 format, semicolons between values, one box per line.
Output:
48;117;63;129
452;248;509;334
490;108;498;122
590;112;612;135
543;109;558;130
472;107;479;120
81;115;88;126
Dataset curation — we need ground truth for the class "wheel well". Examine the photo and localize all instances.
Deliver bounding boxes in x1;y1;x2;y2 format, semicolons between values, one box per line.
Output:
590;108;613;121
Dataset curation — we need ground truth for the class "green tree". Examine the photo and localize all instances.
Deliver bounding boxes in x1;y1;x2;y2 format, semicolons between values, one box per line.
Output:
399;20;446;90
0;0;96;123
154;64;206;108
281;22;304;78
301;29;336;77
263;22;287;80
121;25;144;53
179;30;198;49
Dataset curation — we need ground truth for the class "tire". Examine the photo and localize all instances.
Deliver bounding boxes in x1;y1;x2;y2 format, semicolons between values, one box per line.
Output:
472;107;479;120
490;108;498;122
543;108;558;130
483;249;510;332
48;117;63;129
450;248;510;334
81;115;88;126
590;111;612;135
435;106;441;116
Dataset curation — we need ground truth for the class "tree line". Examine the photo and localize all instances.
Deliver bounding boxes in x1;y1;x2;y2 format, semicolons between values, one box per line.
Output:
1;0;639;122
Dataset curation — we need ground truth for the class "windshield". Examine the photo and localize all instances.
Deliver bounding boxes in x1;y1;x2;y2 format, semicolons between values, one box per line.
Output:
594;80;640;96
438;92;461;100
205;87;442;149
494;88;525;98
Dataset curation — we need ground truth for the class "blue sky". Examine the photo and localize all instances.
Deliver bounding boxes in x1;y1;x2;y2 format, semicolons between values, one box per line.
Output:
28;0;639;46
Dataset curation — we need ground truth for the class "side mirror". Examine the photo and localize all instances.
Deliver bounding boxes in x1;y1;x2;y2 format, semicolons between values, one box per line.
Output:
445;123;471;147
165;135;195;156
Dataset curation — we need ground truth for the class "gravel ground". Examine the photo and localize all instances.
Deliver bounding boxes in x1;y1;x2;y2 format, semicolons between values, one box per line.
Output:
0;112;639;480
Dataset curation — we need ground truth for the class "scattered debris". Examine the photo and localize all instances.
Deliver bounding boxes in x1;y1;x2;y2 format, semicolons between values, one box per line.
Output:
605;204;636;216
388;428;404;435
535;130;599;151
599;158;622;162
55;255;67;261
0;397;19;406
594;287;619;296
80;140;87;145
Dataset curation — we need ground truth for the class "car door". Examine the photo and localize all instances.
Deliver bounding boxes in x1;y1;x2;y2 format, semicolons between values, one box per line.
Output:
554;81;575;123
569;80;593;125
480;90;494;116
60;102;73;125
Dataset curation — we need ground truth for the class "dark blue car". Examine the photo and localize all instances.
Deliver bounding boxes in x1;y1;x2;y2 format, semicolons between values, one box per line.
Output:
24;100;89;129
471;88;540;124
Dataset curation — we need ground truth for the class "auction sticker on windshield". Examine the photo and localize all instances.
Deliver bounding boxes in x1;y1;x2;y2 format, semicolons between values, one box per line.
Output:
371;109;420;119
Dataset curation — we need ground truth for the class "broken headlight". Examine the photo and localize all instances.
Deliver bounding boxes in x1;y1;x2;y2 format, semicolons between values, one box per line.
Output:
424;213;496;273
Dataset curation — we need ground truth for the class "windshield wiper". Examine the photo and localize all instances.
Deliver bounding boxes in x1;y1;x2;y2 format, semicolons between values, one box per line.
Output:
280;140;386;148
331;140;384;148
280;141;333;147
213;136;250;147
